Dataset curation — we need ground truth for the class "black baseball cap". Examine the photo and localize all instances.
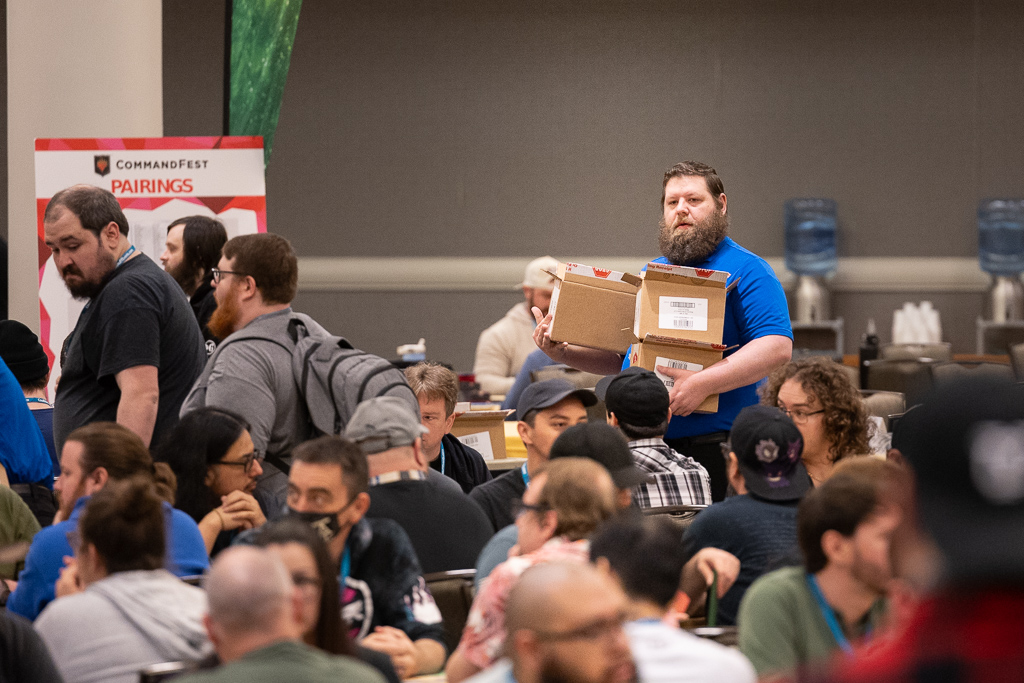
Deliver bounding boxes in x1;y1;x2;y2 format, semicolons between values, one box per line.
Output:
729;405;810;502
549;422;650;489
899;376;1024;582
595;367;670;428
516;379;597;421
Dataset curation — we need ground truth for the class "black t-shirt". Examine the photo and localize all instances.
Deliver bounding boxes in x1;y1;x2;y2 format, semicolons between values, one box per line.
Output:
431;434;493;494
0;610;63;683
367;475;495;574
53;254;206;452
468;466;527;533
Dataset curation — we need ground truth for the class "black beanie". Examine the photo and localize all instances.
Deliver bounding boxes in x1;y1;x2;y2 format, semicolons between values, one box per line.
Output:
0;320;49;385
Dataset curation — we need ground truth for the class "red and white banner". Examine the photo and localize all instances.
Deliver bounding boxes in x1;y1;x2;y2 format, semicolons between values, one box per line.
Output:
34;136;267;393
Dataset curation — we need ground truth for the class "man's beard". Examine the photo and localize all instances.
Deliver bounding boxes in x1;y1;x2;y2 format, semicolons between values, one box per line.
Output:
57;481;87;521
540;655;636;683
166;258;203;297
61;249;116;300
851;549;893;598
658;206;729;266
207;289;241;340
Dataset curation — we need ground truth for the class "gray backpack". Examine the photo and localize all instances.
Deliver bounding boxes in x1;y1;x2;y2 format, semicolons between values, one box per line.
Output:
208;317;419;446
288;319;420;436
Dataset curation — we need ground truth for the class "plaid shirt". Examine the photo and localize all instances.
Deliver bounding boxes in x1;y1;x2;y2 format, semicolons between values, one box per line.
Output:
629;438;712;507
809;588;1024;683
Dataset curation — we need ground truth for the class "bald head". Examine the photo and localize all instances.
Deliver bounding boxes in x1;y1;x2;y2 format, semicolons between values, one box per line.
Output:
504;561;637;683
506;561;619;633
205;546;295;635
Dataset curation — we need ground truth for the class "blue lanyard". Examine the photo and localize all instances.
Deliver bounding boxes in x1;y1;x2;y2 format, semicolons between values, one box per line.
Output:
115;244;136;269
521;463;530;486
805;573;854;655
439;441;446;475
26;397;51;407
81;245;136;313
338;547;351;585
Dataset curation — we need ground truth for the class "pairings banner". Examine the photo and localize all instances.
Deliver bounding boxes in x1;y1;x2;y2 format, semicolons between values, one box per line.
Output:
34;136;267;394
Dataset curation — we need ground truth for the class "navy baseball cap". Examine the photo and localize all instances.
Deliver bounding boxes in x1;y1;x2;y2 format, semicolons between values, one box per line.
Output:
516;379;597;421
729;405;810;502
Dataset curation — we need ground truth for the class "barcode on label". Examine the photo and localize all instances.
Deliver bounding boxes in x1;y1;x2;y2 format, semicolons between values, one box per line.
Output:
653;356;704;389
659;296;709;332
669;301;696;308
669;318;695;329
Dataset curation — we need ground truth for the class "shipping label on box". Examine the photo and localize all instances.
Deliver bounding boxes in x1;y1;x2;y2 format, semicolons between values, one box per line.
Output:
547;262;640;353
634;263;733;344
630;334;732;413
450;409;514;460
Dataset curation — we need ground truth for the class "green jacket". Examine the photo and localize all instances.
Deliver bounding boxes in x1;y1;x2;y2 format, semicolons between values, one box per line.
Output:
175;640;386;683
0;486;40;580
737;566;886;678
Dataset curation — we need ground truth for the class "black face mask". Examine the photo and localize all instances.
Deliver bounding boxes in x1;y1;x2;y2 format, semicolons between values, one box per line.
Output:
286;508;344;543
286;496;358;544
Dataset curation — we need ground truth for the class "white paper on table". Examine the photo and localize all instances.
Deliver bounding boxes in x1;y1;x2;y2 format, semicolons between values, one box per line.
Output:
456;431;494;461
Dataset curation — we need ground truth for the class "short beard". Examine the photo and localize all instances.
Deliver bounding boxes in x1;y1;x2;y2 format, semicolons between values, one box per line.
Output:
207;288;241;340
57;481;87;521
540;657;635;683
657;206;729;266
166;259;203;297
62;248;116;300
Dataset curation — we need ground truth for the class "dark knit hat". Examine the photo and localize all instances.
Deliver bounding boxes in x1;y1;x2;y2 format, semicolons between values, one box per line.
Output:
0;320;49;385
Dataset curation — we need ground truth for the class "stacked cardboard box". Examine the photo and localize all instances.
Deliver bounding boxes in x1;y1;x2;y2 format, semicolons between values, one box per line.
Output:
451;405;515;460
629;263;735;413
547;262;641;353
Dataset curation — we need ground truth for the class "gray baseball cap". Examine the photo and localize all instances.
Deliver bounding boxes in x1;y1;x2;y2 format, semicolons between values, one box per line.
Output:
345;396;428;455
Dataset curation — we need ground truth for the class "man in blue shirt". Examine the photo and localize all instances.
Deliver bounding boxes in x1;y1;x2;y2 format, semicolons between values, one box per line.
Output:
532;161;792;499
6;422;208;620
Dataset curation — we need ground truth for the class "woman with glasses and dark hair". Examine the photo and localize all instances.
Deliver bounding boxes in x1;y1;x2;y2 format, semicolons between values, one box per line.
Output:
157;407;267;555
254;518;400;683
760;357;870;486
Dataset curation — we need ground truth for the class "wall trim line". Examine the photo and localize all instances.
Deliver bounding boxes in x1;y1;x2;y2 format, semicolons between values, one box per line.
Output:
295;256;999;294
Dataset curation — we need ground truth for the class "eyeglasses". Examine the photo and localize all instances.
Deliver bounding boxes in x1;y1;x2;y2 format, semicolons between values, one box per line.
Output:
291;573;321;591
534;613;628;644
511;499;547;519
215;451;259;472
777;405;825;424
211;268;248;284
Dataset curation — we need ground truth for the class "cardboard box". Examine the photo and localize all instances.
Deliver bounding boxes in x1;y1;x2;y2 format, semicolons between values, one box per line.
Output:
629;334;732;413
450;408;514;460
634;263;733;344
547;262;641;353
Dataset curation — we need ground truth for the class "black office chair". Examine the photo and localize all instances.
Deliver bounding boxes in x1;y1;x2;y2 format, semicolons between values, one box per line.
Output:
423;569;477;654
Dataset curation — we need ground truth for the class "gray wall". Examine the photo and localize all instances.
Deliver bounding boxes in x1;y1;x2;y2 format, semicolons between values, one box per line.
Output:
165;0;1024;372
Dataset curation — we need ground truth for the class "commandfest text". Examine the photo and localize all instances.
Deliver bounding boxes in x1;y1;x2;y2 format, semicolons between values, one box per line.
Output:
111;178;193;194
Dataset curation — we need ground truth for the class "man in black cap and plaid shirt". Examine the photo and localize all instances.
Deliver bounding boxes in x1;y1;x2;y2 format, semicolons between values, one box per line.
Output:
597;366;711;508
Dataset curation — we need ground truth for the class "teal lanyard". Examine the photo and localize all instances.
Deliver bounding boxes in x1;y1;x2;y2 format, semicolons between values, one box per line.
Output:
81;245;136;313
805;573;855;655
26;397;51;407
439;441;446;475
338;547;351;585
521;463;530;486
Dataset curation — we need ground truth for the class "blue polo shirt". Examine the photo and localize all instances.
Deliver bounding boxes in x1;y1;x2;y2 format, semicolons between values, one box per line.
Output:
7;496;209;621
626;237;792;439
0;359;54;487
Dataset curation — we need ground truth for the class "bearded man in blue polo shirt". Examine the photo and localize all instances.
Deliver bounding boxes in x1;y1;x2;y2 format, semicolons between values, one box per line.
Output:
533;161;793;500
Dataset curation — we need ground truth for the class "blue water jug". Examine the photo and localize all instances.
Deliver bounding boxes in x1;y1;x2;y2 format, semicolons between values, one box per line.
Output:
785;198;838;276
978;199;1024;276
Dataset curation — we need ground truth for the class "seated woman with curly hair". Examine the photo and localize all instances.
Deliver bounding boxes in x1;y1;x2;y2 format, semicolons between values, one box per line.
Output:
157;407;267;556
760;357;870;486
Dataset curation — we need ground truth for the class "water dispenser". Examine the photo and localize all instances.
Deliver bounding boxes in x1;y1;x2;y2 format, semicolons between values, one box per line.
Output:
785;198;837;322
979;199;1024;322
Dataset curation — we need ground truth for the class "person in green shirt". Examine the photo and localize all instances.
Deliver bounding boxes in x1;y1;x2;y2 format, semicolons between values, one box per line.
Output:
737;458;900;680
175;545;385;683
0;485;40;581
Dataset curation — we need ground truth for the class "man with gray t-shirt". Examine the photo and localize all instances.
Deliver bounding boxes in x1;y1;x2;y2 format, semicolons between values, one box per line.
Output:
180;233;327;515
